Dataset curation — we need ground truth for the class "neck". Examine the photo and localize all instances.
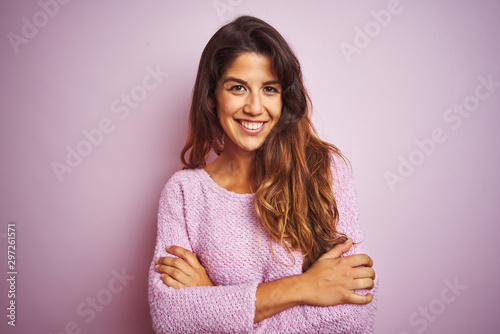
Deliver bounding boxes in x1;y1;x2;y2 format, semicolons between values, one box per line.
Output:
203;134;256;194
218;135;254;179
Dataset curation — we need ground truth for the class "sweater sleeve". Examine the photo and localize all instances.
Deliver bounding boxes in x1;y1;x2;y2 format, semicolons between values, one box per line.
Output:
148;174;259;334
252;155;379;334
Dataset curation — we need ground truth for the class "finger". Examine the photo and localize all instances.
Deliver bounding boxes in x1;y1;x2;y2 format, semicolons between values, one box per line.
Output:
351;266;376;280
347;254;374;268
159;257;195;278
348;292;373;304
320;239;353;259
158;256;196;277
351;277;375;290
155;263;183;275
166;246;202;269
162;264;192;284
160;273;185;289
335;253;373;268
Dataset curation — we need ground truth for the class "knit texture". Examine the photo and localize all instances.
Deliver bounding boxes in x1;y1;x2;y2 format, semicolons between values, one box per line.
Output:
148;154;379;333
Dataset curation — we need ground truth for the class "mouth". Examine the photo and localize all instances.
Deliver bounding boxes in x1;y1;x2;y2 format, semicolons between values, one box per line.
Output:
236;120;266;131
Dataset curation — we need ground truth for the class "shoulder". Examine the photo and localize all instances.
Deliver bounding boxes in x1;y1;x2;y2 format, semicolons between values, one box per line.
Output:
166;168;203;185
160;168;206;198
329;151;354;192
330;151;351;174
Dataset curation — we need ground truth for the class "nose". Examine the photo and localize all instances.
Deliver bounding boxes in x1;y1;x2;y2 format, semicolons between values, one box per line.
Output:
243;92;263;116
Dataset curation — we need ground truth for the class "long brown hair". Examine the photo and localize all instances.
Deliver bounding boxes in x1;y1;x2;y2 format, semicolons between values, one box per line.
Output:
181;16;348;271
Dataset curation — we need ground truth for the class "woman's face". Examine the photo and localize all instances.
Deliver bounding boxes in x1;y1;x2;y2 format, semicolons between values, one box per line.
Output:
214;52;282;153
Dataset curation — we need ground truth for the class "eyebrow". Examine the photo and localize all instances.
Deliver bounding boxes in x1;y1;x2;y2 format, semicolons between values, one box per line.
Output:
222;77;281;86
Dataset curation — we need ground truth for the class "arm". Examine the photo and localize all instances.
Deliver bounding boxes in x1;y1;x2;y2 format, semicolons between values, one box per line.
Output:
254;238;374;323
155;157;378;332
251;154;379;332
156;239;374;324
155;246;214;288
148;175;258;334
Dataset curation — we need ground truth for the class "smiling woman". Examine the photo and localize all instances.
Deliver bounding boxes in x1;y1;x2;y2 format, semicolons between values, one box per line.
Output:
148;15;378;333
215;52;282;154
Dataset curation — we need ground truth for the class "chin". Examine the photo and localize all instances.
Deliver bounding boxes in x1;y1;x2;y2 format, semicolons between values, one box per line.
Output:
239;142;265;152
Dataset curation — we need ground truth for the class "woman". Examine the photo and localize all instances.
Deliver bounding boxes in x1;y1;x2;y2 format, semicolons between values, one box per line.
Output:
148;15;377;333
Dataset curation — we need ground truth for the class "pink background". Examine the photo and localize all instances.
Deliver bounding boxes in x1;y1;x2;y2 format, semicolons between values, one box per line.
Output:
1;1;500;333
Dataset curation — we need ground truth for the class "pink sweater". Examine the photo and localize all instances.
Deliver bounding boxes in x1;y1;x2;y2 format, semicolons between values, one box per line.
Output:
148;156;378;333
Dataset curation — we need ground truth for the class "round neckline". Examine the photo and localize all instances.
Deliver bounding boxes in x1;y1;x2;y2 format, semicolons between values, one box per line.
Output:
197;168;255;198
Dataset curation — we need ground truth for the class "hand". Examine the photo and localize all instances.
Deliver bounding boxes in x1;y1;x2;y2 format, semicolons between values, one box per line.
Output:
298;238;375;306
155;246;214;289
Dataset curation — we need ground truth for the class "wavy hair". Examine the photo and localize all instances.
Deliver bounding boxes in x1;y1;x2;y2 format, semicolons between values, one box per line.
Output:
181;16;348;271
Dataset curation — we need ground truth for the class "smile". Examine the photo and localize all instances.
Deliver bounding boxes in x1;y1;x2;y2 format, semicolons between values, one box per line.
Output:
238;120;265;130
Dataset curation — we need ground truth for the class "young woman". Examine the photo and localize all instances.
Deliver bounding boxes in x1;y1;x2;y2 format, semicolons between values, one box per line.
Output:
148;16;377;333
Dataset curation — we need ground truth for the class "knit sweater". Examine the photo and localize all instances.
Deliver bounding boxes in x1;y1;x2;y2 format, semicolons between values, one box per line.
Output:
148;155;378;333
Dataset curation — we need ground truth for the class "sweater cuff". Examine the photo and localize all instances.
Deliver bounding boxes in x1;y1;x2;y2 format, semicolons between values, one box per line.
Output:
149;272;259;333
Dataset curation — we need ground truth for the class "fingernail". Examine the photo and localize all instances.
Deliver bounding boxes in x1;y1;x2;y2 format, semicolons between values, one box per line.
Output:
155;258;159;264
155;265;159;270
161;274;165;279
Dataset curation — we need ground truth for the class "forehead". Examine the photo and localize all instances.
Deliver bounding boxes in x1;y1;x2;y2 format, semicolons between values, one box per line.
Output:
222;52;276;81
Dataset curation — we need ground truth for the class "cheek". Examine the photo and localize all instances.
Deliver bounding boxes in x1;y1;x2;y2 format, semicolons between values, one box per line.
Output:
218;98;240;117
217;106;237;129
271;101;283;120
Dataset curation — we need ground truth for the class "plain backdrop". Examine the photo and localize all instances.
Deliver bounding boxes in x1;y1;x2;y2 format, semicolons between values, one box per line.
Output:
1;1;500;333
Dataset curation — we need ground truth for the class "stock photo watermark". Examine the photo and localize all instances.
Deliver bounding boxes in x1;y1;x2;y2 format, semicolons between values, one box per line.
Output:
385;73;499;191
48;267;135;334
51;64;169;183
340;0;417;63
213;0;244;22
399;277;467;333
7;0;73;54
5;222;17;327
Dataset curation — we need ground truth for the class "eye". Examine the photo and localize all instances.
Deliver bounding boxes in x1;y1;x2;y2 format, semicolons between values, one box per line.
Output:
264;86;279;94
229;85;246;93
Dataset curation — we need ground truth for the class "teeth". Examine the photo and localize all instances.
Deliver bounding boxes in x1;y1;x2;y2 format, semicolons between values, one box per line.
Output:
240;121;264;130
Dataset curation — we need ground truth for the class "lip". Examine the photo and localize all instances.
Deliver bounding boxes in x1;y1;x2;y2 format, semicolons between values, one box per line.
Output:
235;119;267;135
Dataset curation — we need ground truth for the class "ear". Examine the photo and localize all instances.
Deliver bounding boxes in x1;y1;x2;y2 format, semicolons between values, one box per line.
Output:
208;97;216;109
